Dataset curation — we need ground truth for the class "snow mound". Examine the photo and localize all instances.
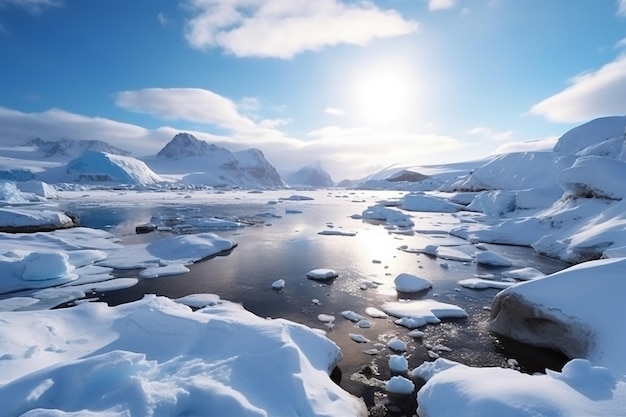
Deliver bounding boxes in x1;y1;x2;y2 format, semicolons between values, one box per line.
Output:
67;151;163;185
557;156;626;200
0;295;366;416
475;251;513;267
413;358;624;417
554;115;626;156
306;268;339;280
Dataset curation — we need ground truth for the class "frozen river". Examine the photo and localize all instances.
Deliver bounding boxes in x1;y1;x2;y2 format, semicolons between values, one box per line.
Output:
55;188;571;414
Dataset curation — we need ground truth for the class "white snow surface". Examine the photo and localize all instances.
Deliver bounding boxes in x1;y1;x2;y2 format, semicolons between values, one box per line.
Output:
0;295;366;416
382;300;468;326
553;115;626;156
414;358;625;417
394;273;432;293
66;151;163;185
474;250;513;267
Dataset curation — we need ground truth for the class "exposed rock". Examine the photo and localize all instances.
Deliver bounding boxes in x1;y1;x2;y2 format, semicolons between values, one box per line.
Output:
488;292;593;359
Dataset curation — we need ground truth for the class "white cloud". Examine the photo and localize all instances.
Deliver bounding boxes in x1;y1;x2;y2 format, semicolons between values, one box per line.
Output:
183;0;418;58
618;0;626;16
426;0;456;11
115;88;259;132
324;107;345;116
530;55;626;123
616;37;626;49
0;0;62;14
466;126;514;141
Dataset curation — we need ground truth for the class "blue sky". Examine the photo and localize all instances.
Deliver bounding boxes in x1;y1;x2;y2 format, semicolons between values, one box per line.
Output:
1;0;625;180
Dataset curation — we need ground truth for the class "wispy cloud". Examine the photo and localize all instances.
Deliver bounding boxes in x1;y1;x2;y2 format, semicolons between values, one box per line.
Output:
616;37;626;49
0;0;63;15
157;12;169;26
324;107;345;116
426;0;456;11
115;88;259;132
183;0;418;59
466;126;513;141
618;0;626;16
530;55;626;123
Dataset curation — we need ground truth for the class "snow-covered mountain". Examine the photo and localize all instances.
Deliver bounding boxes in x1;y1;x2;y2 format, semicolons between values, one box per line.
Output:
147;133;285;189
285;162;334;187
23;137;132;160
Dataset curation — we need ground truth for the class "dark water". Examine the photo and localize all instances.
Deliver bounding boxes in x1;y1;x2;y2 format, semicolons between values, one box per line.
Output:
59;191;571;415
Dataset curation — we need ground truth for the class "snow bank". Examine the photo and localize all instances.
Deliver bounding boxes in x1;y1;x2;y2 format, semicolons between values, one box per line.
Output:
15;180;60;199
558;156;626;200
0;295;366;416
467;190;516;216
413;358;624;417
67;151;163;185
446;152;576;192
489;257;626;374
0;208;74;230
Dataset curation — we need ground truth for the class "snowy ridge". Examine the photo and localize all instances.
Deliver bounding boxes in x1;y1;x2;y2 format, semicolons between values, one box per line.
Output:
150;133;285;189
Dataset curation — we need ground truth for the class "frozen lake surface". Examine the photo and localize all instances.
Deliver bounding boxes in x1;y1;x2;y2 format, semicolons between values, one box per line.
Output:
51;188;571;414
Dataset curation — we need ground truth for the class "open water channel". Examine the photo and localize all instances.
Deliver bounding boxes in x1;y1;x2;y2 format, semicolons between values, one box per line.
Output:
58;189;571;416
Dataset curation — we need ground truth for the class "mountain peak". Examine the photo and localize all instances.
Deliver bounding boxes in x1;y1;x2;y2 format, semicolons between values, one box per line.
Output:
157;133;222;159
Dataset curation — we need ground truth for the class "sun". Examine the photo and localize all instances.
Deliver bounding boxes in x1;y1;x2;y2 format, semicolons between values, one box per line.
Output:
353;68;412;126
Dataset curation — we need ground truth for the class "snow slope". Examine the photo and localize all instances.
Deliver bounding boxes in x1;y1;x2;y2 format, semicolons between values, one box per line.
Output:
66;151;163;185
285;162;334;187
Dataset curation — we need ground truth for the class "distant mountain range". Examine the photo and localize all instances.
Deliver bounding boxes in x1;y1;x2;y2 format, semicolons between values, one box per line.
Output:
1;133;287;189
285;162;334;187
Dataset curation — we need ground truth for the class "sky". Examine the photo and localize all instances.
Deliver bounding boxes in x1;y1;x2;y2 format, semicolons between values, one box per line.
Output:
0;0;625;181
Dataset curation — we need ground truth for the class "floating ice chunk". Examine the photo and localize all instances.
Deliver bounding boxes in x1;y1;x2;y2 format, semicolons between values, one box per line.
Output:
386;375;414;394
362;205;414;228
350;333;370;343
365;307;389;319
501;267;546;281
317;314;336;323
433;344;452;352
139;264;190;279
394;273;432;293
407;330;425;338
428;350;440;359
341;310;366;322
285;209;303;214
388;338;407;352
394;316;427;329
389;355;409;373
312;299;321;305
357;319;373;328
306;268;338;280
363;348;380;355
279;194;314;201
271;279;285;289
382;299;468;324
474;251;513;267
458;278;515;290
435;246;474;262
318;230;357;236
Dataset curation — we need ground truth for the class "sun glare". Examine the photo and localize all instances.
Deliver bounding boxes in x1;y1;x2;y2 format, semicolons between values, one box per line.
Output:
353;69;413;126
